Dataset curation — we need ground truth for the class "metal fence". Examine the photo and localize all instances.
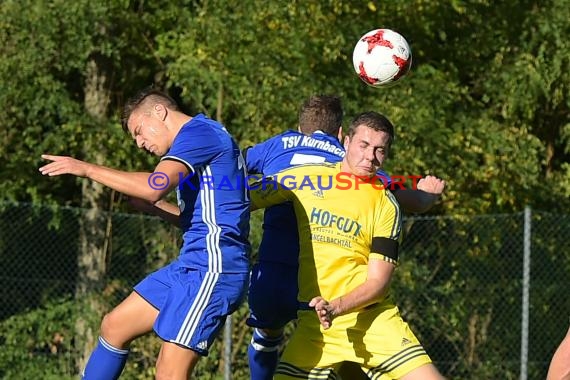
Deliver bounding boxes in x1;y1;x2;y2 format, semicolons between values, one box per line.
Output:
0;201;568;379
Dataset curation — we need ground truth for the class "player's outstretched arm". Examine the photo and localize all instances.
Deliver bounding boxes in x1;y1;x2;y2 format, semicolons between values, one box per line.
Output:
393;175;445;213
40;155;94;178
39;154;188;203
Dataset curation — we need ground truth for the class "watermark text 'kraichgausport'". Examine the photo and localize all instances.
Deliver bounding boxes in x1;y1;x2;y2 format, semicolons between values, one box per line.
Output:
147;172;423;191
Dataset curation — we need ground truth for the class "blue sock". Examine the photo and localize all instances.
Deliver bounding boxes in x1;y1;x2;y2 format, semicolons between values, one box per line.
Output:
248;328;284;380
82;336;129;380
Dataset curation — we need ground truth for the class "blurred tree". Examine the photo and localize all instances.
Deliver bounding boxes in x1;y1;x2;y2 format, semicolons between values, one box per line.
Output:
0;0;180;374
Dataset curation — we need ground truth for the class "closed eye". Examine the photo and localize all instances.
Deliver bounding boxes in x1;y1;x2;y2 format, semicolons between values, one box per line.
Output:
134;124;143;137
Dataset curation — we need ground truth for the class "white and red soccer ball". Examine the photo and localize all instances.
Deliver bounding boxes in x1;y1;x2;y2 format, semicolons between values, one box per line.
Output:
352;28;412;87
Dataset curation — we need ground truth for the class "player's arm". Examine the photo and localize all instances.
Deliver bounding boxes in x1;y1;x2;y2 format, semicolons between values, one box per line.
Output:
242;146;260;175
311;189;402;329
249;174;292;211
39;155;189;203
128;197;181;227
311;257;395;329
393;175;445;213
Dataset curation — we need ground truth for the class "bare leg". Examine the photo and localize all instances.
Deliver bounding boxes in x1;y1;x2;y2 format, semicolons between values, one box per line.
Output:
81;291;159;379
156;341;201;380
100;291;158;348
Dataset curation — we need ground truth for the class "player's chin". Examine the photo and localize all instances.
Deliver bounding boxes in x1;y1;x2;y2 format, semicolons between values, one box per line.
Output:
356;168;375;178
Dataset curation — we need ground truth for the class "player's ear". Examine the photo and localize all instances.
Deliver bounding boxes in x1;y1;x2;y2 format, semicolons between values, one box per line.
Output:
297;125;302;133
154;103;167;121
343;134;350;150
337;127;343;142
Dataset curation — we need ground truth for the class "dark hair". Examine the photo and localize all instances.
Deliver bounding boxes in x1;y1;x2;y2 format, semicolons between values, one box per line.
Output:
298;95;343;136
121;87;179;132
346;111;395;147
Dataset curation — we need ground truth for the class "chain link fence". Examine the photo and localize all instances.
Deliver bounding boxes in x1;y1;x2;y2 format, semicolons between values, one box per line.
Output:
0;201;568;379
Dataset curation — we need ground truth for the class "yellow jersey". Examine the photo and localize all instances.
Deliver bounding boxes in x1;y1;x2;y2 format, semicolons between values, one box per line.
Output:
250;162;402;304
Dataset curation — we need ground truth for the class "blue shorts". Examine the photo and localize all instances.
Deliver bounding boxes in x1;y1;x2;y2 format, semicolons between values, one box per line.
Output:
246;261;298;329
134;260;248;355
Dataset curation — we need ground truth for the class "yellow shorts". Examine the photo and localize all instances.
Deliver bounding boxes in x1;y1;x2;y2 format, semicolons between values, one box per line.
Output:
275;302;432;379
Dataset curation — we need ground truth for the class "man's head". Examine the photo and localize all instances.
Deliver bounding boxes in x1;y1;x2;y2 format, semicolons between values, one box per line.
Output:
342;111;395;178
298;95;343;138
121;88;180;156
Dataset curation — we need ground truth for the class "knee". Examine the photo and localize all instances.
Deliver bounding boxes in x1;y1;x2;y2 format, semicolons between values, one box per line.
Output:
100;312;115;336
100;312;127;347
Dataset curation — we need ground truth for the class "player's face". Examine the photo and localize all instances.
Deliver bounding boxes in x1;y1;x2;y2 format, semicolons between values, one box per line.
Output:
127;108;170;156
343;125;390;177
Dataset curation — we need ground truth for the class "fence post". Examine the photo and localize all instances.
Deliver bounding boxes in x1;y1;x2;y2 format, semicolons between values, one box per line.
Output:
224;314;232;380
520;206;531;380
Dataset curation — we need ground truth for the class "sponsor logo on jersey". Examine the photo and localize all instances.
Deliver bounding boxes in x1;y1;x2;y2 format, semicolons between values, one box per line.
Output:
310;207;362;237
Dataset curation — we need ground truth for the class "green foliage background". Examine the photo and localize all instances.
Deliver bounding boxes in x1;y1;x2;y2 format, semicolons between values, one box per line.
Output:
2;0;568;212
0;0;568;379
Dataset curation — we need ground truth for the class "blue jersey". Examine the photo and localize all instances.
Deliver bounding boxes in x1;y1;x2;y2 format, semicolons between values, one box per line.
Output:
162;114;250;274
247;130;379;266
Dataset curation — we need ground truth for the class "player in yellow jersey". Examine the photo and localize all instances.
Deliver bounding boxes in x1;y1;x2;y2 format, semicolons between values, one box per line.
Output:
250;111;445;380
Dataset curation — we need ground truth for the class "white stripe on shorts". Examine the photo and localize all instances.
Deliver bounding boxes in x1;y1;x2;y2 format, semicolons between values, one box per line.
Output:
174;271;219;346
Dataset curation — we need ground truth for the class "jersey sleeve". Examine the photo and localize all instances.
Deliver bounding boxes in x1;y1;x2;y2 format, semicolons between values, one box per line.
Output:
161;121;221;172
369;190;402;265
249;171;294;210
244;141;268;175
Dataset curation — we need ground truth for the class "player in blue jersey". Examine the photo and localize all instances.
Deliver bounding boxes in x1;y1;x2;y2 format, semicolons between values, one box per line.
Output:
39;88;250;380
244;95;445;380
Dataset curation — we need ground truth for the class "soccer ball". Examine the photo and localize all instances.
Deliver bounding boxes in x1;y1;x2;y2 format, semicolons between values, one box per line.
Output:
352;28;412;87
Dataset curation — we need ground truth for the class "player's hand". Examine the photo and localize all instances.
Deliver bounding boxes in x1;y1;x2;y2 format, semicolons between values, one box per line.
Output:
417;175;445;195
39;155;91;178
309;296;335;330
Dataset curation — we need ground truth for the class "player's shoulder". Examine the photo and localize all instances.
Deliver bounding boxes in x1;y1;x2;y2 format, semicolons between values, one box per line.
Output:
277;161;338;176
176;114;222;140
184;113;216;130
374;187;400;214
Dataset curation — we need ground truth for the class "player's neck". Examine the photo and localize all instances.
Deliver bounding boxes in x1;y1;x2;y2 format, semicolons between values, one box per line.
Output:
169;112;192;133
339;160;351;175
